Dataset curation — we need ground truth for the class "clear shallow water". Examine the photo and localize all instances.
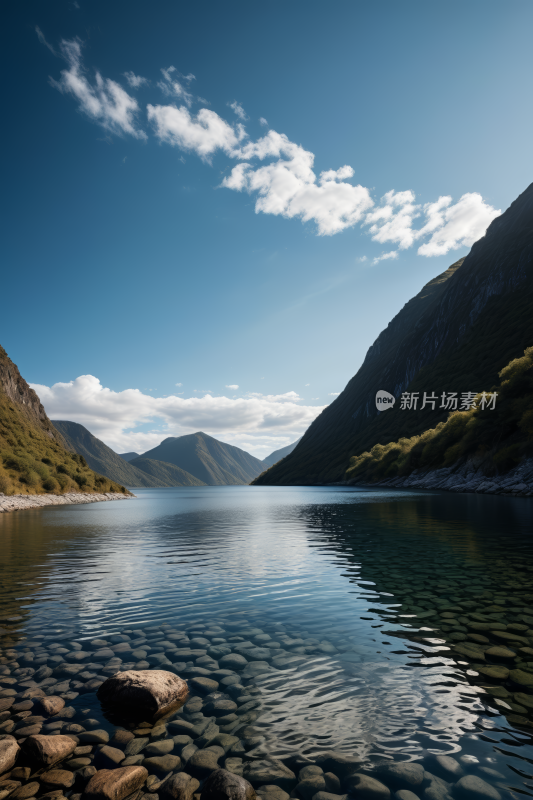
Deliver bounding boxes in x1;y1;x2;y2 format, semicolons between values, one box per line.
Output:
1;485;533;797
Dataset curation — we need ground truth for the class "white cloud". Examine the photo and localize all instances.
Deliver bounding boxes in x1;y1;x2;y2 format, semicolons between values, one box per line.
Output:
373;250;399;265
124;71;149;89
222;132;373;236
365;190;419;250
36;26;57;55
33;375;324;457
417;193;501;256
328;392;341;396
147;103;245;161
175;382;182;387
226;384;239;390
157;66;194;106
50;39;146;140
259;117;268;126
229;101;247;120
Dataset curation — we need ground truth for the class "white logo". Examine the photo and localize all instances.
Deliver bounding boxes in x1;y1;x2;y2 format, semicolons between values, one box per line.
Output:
376;390;396;411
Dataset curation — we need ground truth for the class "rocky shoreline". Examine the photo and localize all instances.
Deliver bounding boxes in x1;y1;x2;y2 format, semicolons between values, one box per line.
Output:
0;492;134;514
348;457;533;497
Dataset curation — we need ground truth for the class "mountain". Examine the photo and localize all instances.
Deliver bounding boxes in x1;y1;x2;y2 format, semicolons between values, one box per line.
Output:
52;421;202;488
141;432;265;485
262;439;301;467
0;346;128;496
119;452;140;462
129;457;206;487
254;182;533;485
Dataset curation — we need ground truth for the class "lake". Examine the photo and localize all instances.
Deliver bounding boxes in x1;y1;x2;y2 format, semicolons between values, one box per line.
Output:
1;485;533;800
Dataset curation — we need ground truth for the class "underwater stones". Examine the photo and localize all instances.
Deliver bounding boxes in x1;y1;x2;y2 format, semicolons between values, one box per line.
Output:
187;750;221;779
97;671;188;720
422;772;452;800
484;646;516;659
78;731;110;745
124;739;149;758
0;736;20;774
94;747;126;770
109;731;135;750
204;700;238;718
201;769;256;800
315;754;363;779
393;793;419;800
427;757;463;782
144;740;174;756
243;760;296;792
36;697;65;717
0;781;21;800
374;764;424;790
159;772;199;800
23;734;77;767
41;769;76;789
143;754;181;773
255;787;289;800
509;669;533;687
296;776;327;800
82;765;148;800
343;775;390;800
453;776;501;800
452;645;485;661
475;666;509;681
191;678;219;694
491;631;528;645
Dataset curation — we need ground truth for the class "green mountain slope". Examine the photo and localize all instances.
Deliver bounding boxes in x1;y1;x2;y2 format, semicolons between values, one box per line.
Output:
129;457;206;486
119;452;140;462
262;439;301;467
141;432;264;485
254;182;533;485
347;346;533;481
0;347;128;496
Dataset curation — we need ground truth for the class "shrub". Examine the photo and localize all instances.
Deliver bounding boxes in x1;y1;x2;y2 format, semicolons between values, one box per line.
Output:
42;476;60;492
74;474;88;488
57;464;69;475
0;469;13;495
41;457;52;466
20;469;40;487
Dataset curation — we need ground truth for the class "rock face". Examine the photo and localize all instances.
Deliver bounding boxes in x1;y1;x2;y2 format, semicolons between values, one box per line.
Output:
254;181;533;485
82;766;148;800
0;736;20;774
201;769;256;800
23;734;77;768
97;670;188;720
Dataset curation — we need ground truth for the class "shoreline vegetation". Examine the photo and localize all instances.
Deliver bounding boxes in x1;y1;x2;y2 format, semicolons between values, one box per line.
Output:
0;490;134;514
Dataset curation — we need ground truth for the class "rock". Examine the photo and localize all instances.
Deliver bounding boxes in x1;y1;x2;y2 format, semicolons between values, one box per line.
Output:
375;764;423;790
191;678;219;695
243;760;296;792
315;754;363;780
475;666;509;681
484;647;516;659
110;731;135;750
312;794;347;800
297;777;326;800
0;736;20;774
394;793;419;800
212;735;239;753
201;769;256;800
67;758;93;770
124;739;149;757
10;782;40;800
204;701;238;718
41;770;76;789
159;772;199;800
11;769;31;782
144;741;174;756
427;757;463;782
23;734;77;767
509;669;533;687
343;775;390;800
79;731;110;745
187;750;221;779
0;782;21;800
94;747;126;770
219;656;248;670
82;766;148;800
97;671;188;721
195;723;220;749
422;772;452;800
299;768;323;781
142;755;181;774
453;776;501;800
36;697;65;717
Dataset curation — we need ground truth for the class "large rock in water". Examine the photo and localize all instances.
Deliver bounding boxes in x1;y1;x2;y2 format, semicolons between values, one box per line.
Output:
201;769;256;800
82;766;148;800
97;670;188;720
0;736;20;774
159;772;200;800
23;735;77;768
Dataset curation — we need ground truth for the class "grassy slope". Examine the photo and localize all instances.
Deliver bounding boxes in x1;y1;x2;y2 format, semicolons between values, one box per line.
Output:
347;345;533;481
255;182;533;485
0;348;128;496
141;432;265;485
129;457;206;486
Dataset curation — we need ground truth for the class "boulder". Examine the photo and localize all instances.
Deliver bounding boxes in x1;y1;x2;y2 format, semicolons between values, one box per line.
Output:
343;775;390;800
427;757;463;782
297;777;327;800
315;753;363;780
0;781;21;800
109;731;135;750
187;750;221;779
201;769;256;800
0;736;20;774
23;734;77;767
96;670;188;720
243;760;296;792
94;747;126;770
159;772;200;800
453;776;501;800
41;770;76;789
82;766;148;800
36;697;66;717
374;764;424;790
142;754;181;774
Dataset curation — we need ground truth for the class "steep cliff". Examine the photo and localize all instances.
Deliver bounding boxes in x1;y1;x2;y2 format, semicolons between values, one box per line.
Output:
254;182;533;485
0;346;129;496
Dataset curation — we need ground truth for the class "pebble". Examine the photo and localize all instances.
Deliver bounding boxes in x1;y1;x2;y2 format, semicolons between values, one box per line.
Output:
343;775;390;800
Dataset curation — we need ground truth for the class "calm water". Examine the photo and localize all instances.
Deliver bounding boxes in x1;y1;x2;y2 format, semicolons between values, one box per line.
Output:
1;485;533;796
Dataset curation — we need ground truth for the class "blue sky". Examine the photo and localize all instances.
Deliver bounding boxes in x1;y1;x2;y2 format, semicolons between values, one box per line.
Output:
3;0;533;457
